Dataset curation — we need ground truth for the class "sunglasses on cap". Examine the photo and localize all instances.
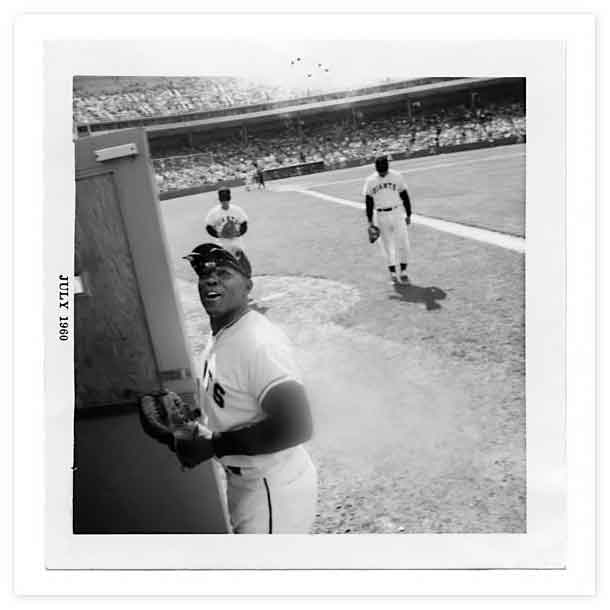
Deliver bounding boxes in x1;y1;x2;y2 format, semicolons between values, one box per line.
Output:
183;243;252;278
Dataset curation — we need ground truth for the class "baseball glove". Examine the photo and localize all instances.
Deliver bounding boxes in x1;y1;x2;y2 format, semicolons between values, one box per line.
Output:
220;219;241;239
138;390;206;446
368;225;381;244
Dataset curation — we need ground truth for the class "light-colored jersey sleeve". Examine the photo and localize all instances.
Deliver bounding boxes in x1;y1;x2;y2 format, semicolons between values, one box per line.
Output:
205;207;220;229
248;334;301;405
232;205;248;223
395;171;408;192
362;176;373;197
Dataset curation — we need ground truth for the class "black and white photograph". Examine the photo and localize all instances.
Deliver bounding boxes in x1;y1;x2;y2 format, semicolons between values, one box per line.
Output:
72;63;526;538
16;10;596;591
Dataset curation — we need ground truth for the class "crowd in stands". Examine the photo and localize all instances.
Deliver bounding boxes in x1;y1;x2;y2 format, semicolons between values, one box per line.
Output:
73;76;306;124
73;76;452;126
152;101;525;193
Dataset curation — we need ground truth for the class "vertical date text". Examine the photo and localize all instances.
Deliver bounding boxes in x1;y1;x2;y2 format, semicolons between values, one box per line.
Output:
59;274;69;342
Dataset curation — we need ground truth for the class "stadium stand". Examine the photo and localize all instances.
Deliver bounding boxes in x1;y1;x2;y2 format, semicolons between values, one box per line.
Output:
73;76;305;124
73;76;453;127
151;100;525;193
73;76;525;194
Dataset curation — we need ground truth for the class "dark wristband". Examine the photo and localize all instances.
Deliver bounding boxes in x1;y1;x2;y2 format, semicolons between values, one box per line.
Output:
212;433;226;458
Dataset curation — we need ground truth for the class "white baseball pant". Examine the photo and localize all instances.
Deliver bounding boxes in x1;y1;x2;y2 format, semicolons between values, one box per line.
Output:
221;447;318;534
375;207;411;268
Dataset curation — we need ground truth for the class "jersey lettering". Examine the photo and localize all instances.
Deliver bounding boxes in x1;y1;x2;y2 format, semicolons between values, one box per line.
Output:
206;204;248;234
370;182;398;195
213;382;226;408
202;360;212;390
202;355;225;407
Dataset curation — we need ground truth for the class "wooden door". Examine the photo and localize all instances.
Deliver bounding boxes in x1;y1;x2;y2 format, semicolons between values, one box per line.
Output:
73;128;228;534
74;128;195;408
74;168;161;407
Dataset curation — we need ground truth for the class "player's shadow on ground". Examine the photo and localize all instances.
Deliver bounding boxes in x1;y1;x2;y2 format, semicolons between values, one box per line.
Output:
389;282;447;311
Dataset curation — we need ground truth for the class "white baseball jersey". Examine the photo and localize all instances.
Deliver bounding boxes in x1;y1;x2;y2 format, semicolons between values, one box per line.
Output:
205;203;248;235
363;168;411;268
197;310;304;471
362;168;408;209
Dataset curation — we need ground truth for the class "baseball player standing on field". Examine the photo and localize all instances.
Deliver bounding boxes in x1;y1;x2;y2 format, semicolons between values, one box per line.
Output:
176;243;318;534
253;162;266;190
205;188;248;255
363;154;413;284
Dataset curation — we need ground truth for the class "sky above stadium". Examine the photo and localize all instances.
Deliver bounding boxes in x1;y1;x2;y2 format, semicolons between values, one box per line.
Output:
208;40;421;89
106;39;443;92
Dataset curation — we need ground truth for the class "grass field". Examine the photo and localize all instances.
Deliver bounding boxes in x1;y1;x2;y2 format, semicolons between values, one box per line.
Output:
160;144;526;534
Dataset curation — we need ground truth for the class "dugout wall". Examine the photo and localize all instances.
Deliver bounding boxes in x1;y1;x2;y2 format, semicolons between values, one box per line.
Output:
72;128;228;534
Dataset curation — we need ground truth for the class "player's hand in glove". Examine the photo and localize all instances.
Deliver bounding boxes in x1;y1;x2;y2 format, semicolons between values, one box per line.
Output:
220;219;241;239
138;389;202;449
405;215;412;226
368;224;381;244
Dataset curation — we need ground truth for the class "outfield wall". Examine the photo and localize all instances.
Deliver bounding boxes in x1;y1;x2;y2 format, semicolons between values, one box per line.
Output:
158;136;525;201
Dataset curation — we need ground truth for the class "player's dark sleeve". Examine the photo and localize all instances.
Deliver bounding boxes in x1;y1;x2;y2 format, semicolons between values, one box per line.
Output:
206;224;219;238
239;221;248;236
399;189;412;217
211;381;313;457
365;195;375;223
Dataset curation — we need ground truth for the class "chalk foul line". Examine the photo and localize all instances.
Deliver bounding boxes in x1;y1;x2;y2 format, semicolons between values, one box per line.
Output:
302;151;525;189
291;188;525;254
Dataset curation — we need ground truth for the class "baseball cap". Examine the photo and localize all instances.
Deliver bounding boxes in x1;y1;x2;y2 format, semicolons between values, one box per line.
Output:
375;154;389;174
217;187;231;202
183;243;252;279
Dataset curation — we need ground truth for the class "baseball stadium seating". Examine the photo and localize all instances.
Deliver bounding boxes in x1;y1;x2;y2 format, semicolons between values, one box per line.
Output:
151;101;525;193
73;76;452;125
73;76;525;195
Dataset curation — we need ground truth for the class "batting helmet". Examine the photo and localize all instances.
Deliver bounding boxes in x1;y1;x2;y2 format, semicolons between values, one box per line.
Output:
374;154;389;176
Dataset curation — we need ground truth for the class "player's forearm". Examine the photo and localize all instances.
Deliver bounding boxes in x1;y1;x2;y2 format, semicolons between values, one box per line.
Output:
206;225;219;238
365;195;375;223
399;190;412;217
212;382;313;457
212;414;311;457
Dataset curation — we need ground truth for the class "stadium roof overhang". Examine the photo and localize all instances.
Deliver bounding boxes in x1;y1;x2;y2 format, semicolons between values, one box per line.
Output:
144;77;522;139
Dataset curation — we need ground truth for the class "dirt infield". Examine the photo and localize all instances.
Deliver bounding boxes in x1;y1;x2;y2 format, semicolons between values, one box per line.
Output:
162;145;525;534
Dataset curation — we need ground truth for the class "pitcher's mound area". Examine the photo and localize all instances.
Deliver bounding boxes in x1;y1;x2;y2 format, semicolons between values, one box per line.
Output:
177;274;361;354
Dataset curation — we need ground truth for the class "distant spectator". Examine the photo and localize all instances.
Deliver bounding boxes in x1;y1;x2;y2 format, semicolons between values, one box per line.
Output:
253;162;265;190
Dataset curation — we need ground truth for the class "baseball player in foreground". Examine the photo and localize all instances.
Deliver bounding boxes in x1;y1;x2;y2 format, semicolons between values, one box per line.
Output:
363;154;413;284
205;188;248;255
140;244;317;534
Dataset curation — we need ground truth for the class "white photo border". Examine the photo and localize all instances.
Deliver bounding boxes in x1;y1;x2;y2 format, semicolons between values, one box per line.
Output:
13;12;595;596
